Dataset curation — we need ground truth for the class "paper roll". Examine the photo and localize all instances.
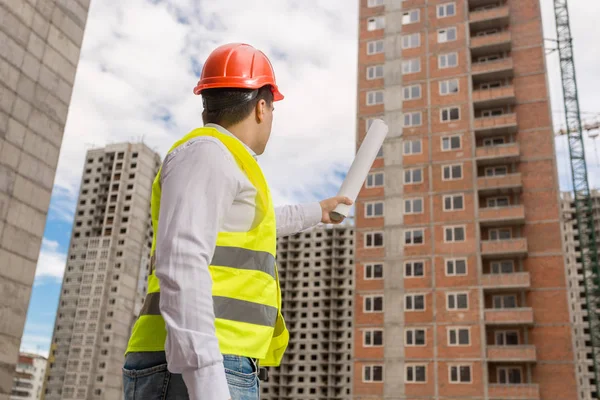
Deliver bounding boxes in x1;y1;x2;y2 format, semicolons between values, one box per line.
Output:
330;119;390;222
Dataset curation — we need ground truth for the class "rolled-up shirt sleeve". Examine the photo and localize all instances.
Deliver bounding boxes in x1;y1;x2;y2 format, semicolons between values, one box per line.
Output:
155;139;240;400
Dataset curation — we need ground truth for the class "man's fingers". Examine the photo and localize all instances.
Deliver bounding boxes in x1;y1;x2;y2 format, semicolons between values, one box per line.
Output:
339;196;353;205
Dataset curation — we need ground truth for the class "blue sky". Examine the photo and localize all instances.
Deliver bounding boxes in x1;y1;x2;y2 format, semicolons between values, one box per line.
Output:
20;0;600;357
21;196;75;356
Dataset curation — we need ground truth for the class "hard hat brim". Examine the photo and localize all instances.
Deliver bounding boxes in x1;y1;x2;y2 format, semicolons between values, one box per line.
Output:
194;81;284;102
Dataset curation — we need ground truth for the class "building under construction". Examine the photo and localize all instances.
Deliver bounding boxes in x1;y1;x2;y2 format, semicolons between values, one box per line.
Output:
562;190;600;400
355;0;581;398
261;224;354;400
43;143;160;400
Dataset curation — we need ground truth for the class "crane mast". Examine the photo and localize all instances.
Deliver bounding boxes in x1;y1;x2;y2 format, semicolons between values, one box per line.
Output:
554;0;600;395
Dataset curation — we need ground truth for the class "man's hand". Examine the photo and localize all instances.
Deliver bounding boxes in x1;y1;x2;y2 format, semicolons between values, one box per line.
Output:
319;196;353;224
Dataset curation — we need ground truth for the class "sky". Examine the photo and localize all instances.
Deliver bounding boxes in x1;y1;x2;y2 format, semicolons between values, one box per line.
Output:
20;0;600;358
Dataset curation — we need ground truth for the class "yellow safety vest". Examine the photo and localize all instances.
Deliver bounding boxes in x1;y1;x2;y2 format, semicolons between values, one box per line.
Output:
126;127;289;367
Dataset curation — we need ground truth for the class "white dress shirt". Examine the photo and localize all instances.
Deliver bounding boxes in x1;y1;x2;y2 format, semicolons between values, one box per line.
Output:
154;123;323;399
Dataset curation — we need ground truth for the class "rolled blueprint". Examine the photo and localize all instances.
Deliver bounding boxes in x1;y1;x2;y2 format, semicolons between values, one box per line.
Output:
330;119;390;222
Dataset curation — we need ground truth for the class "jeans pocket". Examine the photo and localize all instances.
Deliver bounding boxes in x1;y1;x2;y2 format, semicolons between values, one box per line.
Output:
122;364;170;400
223;356;258;390
224;367;258;389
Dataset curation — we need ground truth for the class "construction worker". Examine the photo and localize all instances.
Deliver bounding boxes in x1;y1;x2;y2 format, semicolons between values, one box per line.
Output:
122;43;352;400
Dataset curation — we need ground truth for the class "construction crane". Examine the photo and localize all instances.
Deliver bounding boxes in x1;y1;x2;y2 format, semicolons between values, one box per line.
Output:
556;121;600;136
553;0;600;395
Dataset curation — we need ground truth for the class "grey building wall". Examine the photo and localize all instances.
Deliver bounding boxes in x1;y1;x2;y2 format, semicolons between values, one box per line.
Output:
382;4;406;398
261;224;354;400
43;143;160;400
561;190;600;400
0;1;90;399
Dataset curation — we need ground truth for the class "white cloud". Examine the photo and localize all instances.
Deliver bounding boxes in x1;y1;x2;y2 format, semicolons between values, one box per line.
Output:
52;0;358;217
20;322;54;359
20;336;51;359
48;0;600;223
34;239;67;282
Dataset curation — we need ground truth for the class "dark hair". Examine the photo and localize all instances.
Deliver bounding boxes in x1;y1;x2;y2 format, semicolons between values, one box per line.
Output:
202;86;274;127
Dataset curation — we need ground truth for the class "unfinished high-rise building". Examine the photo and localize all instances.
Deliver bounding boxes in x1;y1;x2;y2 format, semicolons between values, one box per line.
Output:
261;224;354;400
561;190;600;400
42;143;160;400
11;352;47;400
355;0;579;399
0;1;89;397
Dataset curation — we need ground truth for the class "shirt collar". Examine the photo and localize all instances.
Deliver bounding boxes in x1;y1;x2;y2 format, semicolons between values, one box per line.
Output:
205;123;257;159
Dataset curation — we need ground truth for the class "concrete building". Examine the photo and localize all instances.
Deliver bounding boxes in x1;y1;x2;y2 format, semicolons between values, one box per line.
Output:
261;224;354;400
10;353;46;400
561;190;600;400
42;143;160;400
355;0;578;399
0;1;90;398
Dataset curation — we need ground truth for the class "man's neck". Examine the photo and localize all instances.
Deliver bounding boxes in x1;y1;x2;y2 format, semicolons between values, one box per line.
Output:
205;123;257;158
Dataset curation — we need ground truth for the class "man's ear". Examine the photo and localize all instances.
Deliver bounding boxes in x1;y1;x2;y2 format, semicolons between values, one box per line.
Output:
255;99;267;123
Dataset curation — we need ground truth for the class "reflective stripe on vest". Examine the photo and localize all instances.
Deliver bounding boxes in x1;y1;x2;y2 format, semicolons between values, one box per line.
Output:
125;127;289;367
211;245;276;278
140;292;278;327
139;245;278;325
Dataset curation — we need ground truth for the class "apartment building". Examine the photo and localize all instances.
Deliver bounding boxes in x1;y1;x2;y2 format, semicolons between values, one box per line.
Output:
355;0;578;399
43;143;160;400
261;224;354;400
0;1;89;397
561;190;600;400
10;353;47;400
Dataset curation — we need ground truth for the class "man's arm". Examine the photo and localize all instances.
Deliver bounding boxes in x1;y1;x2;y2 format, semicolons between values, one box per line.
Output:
274;203;322;237
155;139;240;400
274;197;354;237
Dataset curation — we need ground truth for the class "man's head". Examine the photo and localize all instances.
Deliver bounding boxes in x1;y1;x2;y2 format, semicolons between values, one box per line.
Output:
201;85;275;155
193;43;284;155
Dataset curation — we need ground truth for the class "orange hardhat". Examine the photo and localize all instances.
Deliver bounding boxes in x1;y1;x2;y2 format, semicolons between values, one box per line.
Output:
193;43;284;101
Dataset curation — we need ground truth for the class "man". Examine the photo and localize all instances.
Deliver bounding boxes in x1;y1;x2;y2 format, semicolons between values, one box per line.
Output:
123;43;352;400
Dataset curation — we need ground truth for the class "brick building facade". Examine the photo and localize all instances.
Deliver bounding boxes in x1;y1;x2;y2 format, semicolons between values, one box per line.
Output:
354;0;579;399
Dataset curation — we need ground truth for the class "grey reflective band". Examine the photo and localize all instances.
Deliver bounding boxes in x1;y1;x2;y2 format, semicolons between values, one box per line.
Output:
213;296;278;327
150;246;275;279
139;292;278;327
139;292;161;316
211;246;275;278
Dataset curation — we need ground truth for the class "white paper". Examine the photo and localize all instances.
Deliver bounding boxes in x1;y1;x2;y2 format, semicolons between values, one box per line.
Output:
330;119;390;221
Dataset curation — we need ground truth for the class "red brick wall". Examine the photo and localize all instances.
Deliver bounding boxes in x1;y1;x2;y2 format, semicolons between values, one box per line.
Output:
354;0;576;397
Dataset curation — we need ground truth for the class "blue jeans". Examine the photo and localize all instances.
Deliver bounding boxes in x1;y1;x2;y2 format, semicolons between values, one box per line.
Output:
123;352;259;399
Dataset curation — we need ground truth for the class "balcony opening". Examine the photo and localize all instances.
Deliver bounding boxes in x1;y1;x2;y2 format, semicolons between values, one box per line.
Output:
469;1;510;33
479;80;502;90
488;227;512;241
484;165;508;176
497;366;523;384
469;0;507;13
491;294;518;309
481;108;505;118
493;329;520;346
483;136;506;146
477;53;502;63
490;260;515;274
484;195;510;208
